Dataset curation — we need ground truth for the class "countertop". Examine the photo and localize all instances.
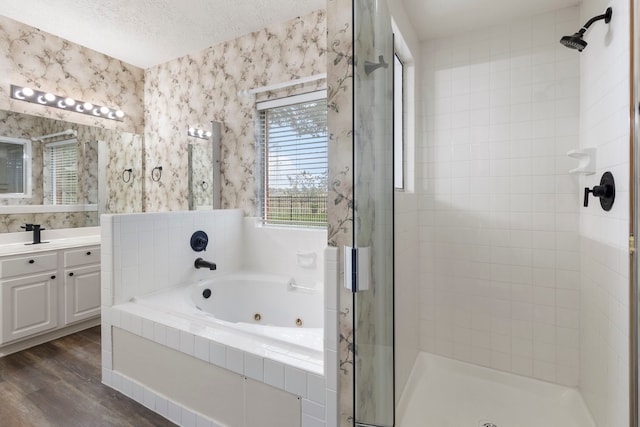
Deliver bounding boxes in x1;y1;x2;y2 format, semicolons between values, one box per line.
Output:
0;227;101;257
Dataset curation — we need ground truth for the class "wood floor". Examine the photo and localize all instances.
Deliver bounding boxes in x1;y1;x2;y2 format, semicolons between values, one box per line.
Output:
0;326;176;427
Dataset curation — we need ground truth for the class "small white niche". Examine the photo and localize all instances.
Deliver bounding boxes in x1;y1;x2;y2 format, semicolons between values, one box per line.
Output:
567;148;596;175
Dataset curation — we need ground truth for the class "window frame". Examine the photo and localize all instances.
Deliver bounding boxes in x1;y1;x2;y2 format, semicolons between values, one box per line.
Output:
393;51;405;191
256;90;328;228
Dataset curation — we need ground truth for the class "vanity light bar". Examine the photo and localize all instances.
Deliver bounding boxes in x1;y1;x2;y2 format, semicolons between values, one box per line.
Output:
10;85;125;122
187;126;212;140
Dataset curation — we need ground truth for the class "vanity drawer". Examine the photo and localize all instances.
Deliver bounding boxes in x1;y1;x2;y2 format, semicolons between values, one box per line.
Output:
64;247;101;267
0;253;58;278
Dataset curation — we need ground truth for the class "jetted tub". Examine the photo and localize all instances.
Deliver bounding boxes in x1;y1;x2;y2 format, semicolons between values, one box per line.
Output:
115;271;324;374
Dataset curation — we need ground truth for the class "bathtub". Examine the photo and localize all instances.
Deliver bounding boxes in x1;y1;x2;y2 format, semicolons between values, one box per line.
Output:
113;271;324;374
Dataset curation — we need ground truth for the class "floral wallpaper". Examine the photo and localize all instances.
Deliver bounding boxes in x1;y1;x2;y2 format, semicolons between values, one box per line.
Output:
0;15;144;135
0;14;145;232
326;0;355;426
143;10;327;213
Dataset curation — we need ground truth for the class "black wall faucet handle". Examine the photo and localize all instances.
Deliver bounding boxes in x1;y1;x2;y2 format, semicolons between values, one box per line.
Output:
583;171;615;211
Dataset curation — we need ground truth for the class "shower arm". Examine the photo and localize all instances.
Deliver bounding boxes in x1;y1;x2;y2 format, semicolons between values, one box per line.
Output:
578;9;612;34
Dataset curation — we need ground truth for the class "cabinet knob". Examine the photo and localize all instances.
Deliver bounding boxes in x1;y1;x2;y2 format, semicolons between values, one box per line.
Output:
28;259;35;264
86;251;92;256
50;275;56;280
68;272;74;277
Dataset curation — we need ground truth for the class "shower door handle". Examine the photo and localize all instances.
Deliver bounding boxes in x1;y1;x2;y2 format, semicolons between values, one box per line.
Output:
344;246;370;292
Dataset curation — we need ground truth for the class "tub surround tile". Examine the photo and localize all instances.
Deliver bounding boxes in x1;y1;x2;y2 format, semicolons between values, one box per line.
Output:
209;341;227;367
285;366;308;397
180;330;195;356
245;353;264;382
307;374;326;405
166;327;180;351
103;315;324;426
194;336;210;362
264;359;286;389
226;347;245;375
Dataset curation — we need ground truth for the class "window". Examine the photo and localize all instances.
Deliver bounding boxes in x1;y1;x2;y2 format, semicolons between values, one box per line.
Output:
257;91;328;227
0;137;31;198
44;139;77;204
394;52;404;190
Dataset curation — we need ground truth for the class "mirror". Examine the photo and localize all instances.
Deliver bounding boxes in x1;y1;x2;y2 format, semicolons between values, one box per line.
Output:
0;137;31;197
0;109;143;233
188;121;221;210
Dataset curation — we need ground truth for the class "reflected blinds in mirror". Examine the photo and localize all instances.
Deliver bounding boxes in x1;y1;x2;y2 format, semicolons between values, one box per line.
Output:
44;139;78;204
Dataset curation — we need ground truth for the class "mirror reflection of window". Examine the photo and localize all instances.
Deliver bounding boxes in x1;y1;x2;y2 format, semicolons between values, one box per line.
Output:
44;139;78;204
0;137;31;197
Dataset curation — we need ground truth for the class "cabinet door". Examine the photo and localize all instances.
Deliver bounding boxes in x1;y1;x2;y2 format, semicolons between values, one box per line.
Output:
1;272;58;344
64;264;101;325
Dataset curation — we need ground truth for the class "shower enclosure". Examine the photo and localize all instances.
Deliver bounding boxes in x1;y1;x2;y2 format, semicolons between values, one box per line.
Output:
348;0;639;426
352;0;394;426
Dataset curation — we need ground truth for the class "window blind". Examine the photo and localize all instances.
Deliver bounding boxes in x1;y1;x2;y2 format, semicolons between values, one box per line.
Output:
45;139;78;204
257;94;328;227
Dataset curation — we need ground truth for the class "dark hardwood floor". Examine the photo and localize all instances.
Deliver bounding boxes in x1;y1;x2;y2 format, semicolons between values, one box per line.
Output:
0;326;176;427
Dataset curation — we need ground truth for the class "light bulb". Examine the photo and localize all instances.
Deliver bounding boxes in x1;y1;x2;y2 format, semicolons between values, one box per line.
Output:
37;95;47;104
64;97;76;106
205;131;212;137
22;87;34;97
44;93;56;102
57;100;67;108
115;110;125;118
188;127;196;135
83;102;93;110
99;106;110;115
197;129;204;137
92;108;101;116
76;104;84;112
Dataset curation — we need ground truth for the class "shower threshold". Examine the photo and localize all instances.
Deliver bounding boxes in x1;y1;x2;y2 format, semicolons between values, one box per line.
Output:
396;352;596;427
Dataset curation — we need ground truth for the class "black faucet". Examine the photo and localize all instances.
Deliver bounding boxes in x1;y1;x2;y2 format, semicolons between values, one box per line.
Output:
21;224;48;245
194;258;216;270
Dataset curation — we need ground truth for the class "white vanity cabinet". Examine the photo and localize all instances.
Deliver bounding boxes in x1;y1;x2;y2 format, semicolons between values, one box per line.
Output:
63;246;101;324
0;244;101;349
0;253;59;343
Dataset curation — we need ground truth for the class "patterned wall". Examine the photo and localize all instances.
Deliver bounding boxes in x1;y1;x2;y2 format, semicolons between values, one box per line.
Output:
326;0;355;425
0;15;144;134
143;10;327;213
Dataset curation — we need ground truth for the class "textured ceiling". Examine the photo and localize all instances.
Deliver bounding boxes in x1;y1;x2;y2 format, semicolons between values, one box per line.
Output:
0;0;325;69
401;0;582;40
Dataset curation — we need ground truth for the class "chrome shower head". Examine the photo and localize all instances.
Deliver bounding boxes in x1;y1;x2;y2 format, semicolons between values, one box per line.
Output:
559;7;612;52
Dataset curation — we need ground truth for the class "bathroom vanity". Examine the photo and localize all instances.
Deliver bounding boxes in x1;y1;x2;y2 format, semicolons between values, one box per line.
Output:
0;227;101;356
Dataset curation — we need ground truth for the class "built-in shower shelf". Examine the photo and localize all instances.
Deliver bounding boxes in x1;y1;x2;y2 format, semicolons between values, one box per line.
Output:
567;148;596;175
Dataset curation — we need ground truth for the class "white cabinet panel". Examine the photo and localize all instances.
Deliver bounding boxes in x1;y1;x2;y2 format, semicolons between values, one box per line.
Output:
64;265;101;325
1;273;58;343
63;246;101;267
0;253;58;278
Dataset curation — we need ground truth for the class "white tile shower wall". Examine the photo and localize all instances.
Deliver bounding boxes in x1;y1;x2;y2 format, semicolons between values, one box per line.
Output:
578;0;630;425
394;191;420;402
101;209;243;306
418;6;582;386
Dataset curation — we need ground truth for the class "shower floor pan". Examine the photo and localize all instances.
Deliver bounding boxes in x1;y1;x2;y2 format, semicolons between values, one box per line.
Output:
396;352;595;427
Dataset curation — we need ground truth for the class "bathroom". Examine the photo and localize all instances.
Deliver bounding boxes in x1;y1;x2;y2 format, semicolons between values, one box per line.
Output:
0;0;638;426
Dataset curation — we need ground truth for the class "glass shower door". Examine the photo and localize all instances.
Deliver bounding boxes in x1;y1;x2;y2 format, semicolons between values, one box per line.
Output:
353;0;394;425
